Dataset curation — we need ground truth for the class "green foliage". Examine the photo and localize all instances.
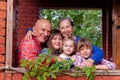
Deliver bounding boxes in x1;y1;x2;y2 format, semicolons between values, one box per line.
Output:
73;66;96;80
42;9;102;47
81;66;96;80
21;55;96;80
20;49;74;80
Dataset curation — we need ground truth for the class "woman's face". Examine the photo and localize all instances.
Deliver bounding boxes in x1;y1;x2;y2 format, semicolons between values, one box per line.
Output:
51;35;62;50
59;20;74;38
79;46;92;59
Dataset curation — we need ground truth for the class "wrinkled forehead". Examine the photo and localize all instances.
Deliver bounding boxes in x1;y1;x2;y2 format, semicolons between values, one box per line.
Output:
59;19;74;28
60;20;71;25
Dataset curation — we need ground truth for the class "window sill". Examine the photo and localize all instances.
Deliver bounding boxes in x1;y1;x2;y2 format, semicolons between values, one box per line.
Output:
1;66;120;76
61;69;120;76
0;66;26;73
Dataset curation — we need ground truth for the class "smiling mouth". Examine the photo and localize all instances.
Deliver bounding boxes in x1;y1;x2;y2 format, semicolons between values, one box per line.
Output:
65;50;70;52
41;35;47;39
84;54;89;56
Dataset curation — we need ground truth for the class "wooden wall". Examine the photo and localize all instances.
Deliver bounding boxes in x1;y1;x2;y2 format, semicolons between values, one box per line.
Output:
17;0;40;43
113;0;120;69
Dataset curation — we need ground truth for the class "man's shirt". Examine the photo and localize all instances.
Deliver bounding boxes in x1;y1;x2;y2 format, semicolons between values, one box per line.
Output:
18;36;42;65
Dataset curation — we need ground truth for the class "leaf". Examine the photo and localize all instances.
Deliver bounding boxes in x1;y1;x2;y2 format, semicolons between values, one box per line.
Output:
42;74;47;80
24;72;29;77
46;57;51;65
32;65;37;71
74;66;81;70
81;67;88;72
90;65;96;72
85;69;91;78
20;60;29;68
47;48;52;54
30;72;36;77
28;62;33;70
22;76;28;80
36;76;42;80
72;73;79;77
81;66;96;80
50;73;56;79
42;72;50;80
49;64;59;72
89;73;95;80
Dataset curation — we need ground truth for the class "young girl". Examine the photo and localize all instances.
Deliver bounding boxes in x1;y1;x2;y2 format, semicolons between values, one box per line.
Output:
59;37;76;60
74;38;116;70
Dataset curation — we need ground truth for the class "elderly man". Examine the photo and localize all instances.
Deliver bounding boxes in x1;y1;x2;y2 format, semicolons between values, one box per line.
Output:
17;18;52;65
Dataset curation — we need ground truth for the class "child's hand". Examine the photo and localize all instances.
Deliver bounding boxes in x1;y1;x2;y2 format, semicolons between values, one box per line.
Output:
95;65;109;70
70;55;76;61
82;58;94;68
56;56;65;61
24;30;36;40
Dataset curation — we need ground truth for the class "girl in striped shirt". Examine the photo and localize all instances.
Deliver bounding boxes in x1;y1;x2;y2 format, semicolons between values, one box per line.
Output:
74;38;116;70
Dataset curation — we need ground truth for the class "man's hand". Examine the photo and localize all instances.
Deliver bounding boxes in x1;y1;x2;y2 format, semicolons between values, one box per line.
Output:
82;58;94;68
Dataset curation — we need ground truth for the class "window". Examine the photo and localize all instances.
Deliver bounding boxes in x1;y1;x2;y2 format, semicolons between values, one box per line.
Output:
4;0;118;74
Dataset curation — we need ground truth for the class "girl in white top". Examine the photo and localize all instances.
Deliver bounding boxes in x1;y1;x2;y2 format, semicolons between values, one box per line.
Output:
59;37;76;60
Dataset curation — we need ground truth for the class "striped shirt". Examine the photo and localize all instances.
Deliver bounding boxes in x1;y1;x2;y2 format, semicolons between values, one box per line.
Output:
74;52;116;70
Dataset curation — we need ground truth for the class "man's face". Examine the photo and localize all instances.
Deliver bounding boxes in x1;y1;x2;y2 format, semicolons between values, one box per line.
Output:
35;20;52;43
59;20;74;38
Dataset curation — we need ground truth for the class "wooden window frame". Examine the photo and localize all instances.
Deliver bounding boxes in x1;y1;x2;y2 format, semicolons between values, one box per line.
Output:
3;0;120;75
6;0;14;67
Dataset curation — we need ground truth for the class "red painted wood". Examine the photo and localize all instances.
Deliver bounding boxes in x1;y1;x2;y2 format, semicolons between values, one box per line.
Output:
12;73;22;80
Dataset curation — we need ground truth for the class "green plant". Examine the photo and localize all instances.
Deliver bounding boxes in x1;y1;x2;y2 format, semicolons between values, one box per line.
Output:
81;66;96;80
20;49;73;80
73;66;96;80
20;49;96;80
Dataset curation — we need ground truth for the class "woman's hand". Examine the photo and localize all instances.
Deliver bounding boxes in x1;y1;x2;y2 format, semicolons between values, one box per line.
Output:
24;30;36;40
